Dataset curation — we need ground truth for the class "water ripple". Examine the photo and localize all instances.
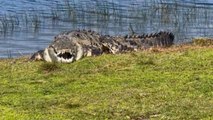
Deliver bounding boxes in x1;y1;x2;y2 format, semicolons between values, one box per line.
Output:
0;0;213;58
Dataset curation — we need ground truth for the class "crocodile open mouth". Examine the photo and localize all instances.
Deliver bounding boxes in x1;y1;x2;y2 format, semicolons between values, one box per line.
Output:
43;45;76;63
56;51;74;63
47;45;74;63
53;50;74;63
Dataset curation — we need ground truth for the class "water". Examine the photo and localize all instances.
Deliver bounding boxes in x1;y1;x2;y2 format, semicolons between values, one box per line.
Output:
0;0;213;58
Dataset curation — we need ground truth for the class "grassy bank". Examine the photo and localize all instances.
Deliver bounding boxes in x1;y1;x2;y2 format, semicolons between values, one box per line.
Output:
0;45;212;120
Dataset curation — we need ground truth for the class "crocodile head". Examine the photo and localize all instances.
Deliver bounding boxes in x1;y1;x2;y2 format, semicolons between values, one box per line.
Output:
30;36;84;63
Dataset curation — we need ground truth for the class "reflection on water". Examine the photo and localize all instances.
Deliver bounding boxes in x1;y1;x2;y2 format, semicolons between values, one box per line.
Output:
0;0;212;58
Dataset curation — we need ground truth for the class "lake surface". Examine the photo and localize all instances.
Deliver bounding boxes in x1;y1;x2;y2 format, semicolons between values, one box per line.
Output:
0;0;213;58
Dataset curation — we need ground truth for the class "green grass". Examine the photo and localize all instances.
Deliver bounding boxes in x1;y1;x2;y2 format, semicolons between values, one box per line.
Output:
0;46;213;120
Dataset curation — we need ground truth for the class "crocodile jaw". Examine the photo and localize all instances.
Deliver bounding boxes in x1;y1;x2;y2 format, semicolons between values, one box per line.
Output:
75;43;84;60
43;48;53;62
43;47;75;63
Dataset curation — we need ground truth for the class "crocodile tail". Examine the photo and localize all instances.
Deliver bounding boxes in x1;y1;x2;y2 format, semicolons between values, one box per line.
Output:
142;31;174;48
158;31;174;47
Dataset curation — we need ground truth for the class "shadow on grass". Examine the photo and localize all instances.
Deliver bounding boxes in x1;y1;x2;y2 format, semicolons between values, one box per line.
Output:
38;62;61;73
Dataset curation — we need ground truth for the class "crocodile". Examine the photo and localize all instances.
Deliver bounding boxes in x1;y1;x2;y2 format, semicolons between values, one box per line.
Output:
30;30;174;63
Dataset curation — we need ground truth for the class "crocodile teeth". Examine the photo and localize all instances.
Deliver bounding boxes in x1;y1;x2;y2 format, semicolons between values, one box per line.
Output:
59;57;74;63
56;51;74;63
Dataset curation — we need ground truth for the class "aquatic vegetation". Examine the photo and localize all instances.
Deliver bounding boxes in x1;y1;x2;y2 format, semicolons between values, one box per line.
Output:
0;0;212;37
0;14;19;35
